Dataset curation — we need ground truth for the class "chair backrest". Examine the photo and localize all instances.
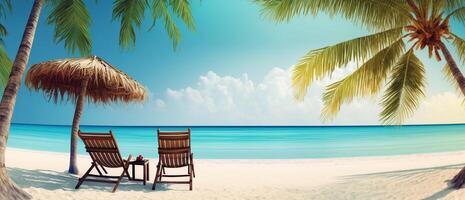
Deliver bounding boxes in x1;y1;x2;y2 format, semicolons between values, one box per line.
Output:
78;130;124;168
157;128;191;168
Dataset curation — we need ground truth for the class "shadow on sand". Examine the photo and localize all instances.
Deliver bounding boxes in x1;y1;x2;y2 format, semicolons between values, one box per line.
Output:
350;163;464;178
341;163;465;200
6;167;177;192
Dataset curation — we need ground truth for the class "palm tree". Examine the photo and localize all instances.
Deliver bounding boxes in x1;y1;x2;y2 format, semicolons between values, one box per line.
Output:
256;0;465;188
0;0;195;199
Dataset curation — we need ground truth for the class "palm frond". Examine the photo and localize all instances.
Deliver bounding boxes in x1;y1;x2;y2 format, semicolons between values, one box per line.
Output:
380;49;426;124
451;33;465;64
2;0;10;9
168;0;195;31
151;0;181;49
0;0;11;39
0;23;6;38
0;44;11;89
112;0;147;49
0;0;8;39
322;40;405;120
416;0;431;19
431;0;446;17
0;0;11;19
255;0;410;31
448;6;465;26
47;0;92;56
292;27;404;100
0;0;11;89
443;63;465;98
444;0;465;12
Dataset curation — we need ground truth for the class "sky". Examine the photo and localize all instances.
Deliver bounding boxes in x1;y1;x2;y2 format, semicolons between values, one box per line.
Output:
2;0;465;126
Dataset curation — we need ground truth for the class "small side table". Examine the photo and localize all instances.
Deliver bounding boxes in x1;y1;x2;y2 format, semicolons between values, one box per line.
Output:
129;159;149;185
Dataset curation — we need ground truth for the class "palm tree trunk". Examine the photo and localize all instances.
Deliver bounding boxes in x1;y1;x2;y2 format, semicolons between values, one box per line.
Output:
439;41;465;189
439;42;465;96
0;0;42;199
68;79;88;174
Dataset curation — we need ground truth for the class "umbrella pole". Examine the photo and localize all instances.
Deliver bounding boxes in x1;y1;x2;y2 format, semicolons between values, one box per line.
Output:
68;79;89;174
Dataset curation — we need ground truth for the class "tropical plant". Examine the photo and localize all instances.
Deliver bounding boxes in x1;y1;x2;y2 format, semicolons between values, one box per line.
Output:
0;0;11;88
0;0;195;199
256;0;465;188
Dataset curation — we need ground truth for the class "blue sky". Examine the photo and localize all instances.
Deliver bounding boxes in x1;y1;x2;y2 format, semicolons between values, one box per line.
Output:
3;1;465;125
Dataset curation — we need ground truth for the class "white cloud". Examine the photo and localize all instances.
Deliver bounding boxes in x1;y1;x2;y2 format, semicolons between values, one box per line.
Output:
154;65;372;125
152;66;465;125
410;92;465;124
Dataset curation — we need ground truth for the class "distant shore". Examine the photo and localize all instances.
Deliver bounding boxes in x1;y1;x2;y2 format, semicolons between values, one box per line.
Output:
6;148;465;199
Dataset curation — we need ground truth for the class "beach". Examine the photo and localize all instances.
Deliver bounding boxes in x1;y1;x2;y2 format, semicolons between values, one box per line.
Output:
5;147;465;199
1;1;464;200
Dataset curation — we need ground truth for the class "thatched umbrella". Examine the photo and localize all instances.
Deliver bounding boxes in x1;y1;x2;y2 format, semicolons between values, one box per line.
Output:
25;56;147;174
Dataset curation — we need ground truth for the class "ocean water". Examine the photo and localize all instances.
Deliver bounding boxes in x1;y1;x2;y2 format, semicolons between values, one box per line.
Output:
6;123;465;159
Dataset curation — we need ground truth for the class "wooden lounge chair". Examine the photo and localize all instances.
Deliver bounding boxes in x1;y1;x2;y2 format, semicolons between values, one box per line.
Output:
75;130;132;193
152;128;195;191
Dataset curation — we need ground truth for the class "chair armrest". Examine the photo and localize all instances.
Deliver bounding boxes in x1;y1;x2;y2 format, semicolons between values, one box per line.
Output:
124;154;133;168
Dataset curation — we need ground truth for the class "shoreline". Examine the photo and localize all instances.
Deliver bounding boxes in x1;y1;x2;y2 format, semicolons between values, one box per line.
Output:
8;146;465;161
6;147;465;199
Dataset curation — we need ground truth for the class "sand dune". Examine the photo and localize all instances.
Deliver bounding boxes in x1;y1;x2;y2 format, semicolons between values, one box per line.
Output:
6;148;465;199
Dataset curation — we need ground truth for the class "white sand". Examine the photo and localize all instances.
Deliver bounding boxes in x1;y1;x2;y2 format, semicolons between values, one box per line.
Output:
5;148;465;199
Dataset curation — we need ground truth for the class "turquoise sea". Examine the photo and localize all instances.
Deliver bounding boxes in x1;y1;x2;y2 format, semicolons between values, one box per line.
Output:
7;123;465;159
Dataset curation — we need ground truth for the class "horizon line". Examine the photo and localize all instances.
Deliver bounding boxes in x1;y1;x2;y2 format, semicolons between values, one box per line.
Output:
11;122;465;128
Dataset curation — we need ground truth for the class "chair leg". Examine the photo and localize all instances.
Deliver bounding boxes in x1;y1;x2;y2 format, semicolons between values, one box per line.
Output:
191;164;195;178
112;169;126;193
124;168;132;180
190;153;195;178
189;166;193;191
152;165;162;190
75;164;95;189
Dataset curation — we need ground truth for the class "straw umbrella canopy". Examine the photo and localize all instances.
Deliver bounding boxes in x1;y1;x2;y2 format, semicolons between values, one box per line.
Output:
25;56;147;174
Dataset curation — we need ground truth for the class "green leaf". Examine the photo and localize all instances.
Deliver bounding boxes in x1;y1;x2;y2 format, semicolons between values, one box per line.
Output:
255;0;410;31
0;0;11;19
47;0;92;56
322;39;405;120
112;0;147;49
380;49;426;124
444;0;465;12
449;6;465;28
0;44;11;89
428;0;465;13
2;0;10;10
431;0;445;17
416;0;431;18
168;0;195;31
292;27;404;100
0;23;6;38
151;0;181;49
451;33;465;64
0;0;11;89
443;63;465;98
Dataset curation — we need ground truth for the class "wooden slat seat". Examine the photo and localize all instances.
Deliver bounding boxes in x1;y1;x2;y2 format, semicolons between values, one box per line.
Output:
152;128;196;191
75;130;132;193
